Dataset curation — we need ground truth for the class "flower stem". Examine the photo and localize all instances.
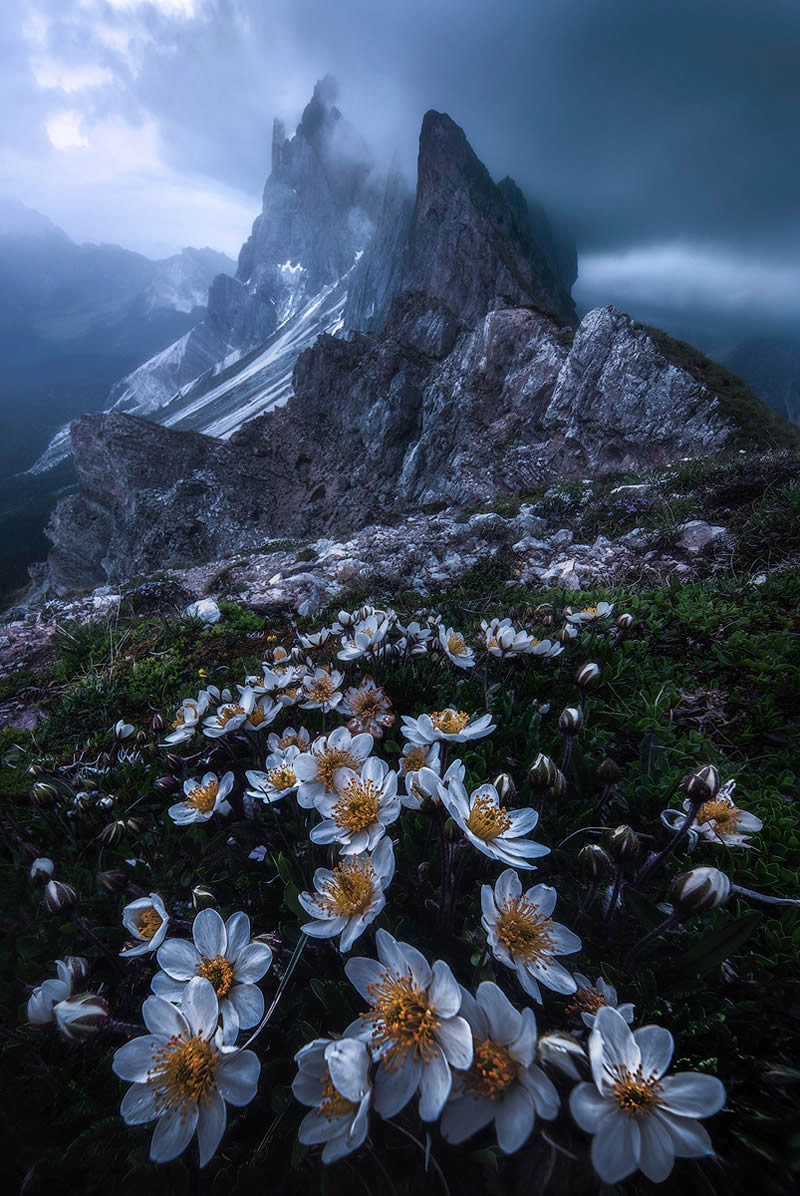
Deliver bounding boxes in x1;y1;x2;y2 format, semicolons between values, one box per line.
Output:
730;884;800;908
236;933;308;1053
623;909;681;970
634;795;702;888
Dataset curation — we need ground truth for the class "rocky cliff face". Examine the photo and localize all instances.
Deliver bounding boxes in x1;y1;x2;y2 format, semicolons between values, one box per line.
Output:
39;296;751;593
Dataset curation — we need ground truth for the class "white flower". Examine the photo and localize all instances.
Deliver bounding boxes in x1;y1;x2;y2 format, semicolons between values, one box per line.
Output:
120;893;170;957
298;629;333;650
113;719;135;740
168;771;234;825
570;1006;726;1184
337;614;390;661
151;909;273;1038
310;757;400;856
301;667;344;711
345;929;473;1121
267;725;311;754
441;982;559;1154
245;747;301;804
241;695;279;732
537;1031;587;1081
480;618;535;659
53;992;109;1041
566;601;615;624
299;838;395;951
442;781;549;869
292;1037;372;1163
398;740;441;777
666;780;763;848
112;977;260;1166
401;757;464;811
27;959;74;1025
438;625;476;668
481;870;581;1002
202;688;257;737
294;727;374;809
340;675;395;738
396;620;432;656
567;974;635;1029
400;708;495;745
524;637;564;659
163;695;209;744
29;857;55;881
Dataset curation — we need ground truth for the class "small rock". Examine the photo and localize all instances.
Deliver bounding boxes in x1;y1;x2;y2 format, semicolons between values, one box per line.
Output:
752;573;767;585
550;528;574;548
468;513;508;536
514;507;549;537
618;527;653;551
676;520;727;553
512;536;551;553
185;598;221;624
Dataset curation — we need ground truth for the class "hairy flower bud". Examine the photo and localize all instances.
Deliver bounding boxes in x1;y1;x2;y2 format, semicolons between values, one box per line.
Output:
43;880;78;914
671;867;731;914
559;706;583;735
162;752;183;774
62;956;90;985
576;662;602;690
537;1031;586;1081
98;820;127;847
528;753;557;788
154;775;179;795
596;757;623;785
97;869;128;895
549;768;568;799
53;993;109;1041
30;781;59;809
150;713;165;733
30;857;55;883
493;773;517;802
616;612;635;631
96;794;117;811
608;824;640;864
682;764;721;803
578;843;613;881
192;884;217;911
112;720;134;741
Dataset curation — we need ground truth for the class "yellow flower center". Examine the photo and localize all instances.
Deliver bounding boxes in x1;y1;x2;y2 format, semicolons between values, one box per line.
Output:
463;1037;517;1099
315;747;362;792
267;765;297;792
400;746;429;774
465;793;512;842
565;986;605;1017
363;972;441;1069
273;646;288;660
350;688;385;719
172;709;187;729
696;797;740;837
147;1032;218;1116
307;675;336;704
582;606;599;617
247;705;269;727
195;954;235;998
277;732;303;750
216;704;245;727
495;897;556;963
610;1064;663;1119
185;780;219;813
319;1068;358;1120
136;908;164;940
331;779;382;834
319;856;376;916
430;709;470;734
447;633;468;656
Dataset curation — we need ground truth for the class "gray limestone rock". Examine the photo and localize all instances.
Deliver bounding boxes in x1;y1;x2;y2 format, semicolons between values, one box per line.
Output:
676;520;728;552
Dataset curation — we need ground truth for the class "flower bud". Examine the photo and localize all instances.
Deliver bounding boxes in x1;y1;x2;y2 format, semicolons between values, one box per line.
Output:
596;757;623;785
98;820;127;847
30;781;59;809
62;956;90;985
43;880;78;914
578;843;613;881
27;763;45;778
192;884;217;911
493;773;517;803
576;663;602;690
71;792;93;812
97;869;128;895
537;1032;586;1081
135;731;147;748
162;752;183;774
112;720;134;740
682;764;721;803
556;624;578;645
616;612;635;631
559;707;583;735
549;768;568;799
125;817;144;836
608;824;640;864
528;753;557;788
96;794;117;811
154;775;179;795
670;867;731;914
53;993;109;1041
30;857;55;883
150;713;165;733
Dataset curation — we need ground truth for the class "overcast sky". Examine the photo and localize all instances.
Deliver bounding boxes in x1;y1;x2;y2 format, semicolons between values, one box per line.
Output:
3;0;799;337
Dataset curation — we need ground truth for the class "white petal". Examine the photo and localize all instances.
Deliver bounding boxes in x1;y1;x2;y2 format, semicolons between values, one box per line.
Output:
428;960;461;1017
157;938;200;980
520;1065;559;1119
217;1049;260;1106
292;1070;323;1106
656;1109;714;1158
302;917;346;939
495;868;522;903
120;1082;158;1124
495;1085;535;1154
418;1050;451;1121
339;915;371;953
509;1007;538;1069
181;977;219;1039
440;1094;494;1143
456;986;484;1037
522;884;557;916
434;1015;473;1070
531;956;577;996
481;884;499;924
477;982;521;1046
113;1035;162;1082
299;1108;342;1145
506;809;539;836
374;1056;421;1117
659;1073;726;1118
193;909;227;959
226;982;264;1030
196;1091;227;1167
150;973;186;1002
310;820;340;845
569;1082;612;1132
590;1109;641;1184
234;942;273;983
590;1007;640;1088
224;912;251;962
639;1112;677;1182
142;996;188;1039
345;957;385;1000
396;941;432;989
549;924;582;955
325;1038;370;1102
150;1108;198;1163
634;1025;674;1080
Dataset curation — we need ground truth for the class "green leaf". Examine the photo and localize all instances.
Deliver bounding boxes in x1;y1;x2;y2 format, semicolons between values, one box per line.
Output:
672;911;761;979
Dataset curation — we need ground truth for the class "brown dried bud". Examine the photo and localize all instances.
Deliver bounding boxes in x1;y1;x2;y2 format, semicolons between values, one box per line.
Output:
578;843;613;881
616;612;635;631
549;769;568;800
608;824;640;864
154;775;179;795
528;753;558;788
30;781;59;809
682;764;721;804
98;820;127;847
596;757;623;785
163;753;183;773
151;713;165;733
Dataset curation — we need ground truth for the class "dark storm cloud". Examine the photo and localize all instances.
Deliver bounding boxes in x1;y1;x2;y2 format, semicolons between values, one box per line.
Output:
4;0;800;324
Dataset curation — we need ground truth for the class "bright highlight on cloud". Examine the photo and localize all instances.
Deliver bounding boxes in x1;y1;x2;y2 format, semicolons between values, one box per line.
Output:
45;111;89;150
